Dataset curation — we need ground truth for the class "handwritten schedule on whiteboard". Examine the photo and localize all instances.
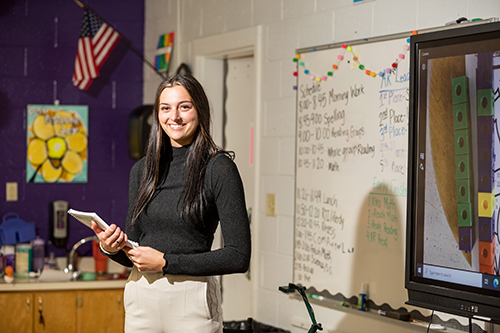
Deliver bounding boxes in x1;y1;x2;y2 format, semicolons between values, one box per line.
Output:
294;36;412;307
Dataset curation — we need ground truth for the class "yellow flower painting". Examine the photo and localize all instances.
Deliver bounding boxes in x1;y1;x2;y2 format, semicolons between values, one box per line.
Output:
26;105;88;183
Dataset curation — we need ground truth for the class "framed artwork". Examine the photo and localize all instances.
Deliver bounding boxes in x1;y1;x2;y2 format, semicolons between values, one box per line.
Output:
26;104;88;183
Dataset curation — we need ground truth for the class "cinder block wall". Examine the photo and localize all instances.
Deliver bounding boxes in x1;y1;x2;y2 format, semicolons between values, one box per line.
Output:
0;0;144;257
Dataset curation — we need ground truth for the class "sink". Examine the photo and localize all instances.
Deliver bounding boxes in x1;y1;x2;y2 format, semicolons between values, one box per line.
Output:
37;269;73;282
36;269;127;282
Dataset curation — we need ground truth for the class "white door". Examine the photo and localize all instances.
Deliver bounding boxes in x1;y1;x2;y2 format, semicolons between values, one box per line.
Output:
220;56;255;321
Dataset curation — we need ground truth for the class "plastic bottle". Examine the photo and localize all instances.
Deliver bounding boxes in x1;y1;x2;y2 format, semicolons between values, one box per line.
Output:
31;237;45;273
0;249;5;277
357;283;368;311
15;243;32;277
3;245;15;275
92;240;108;276
44;251;58;270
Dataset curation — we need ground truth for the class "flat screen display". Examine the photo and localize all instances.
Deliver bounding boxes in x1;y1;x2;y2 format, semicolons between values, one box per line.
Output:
406;20;500;323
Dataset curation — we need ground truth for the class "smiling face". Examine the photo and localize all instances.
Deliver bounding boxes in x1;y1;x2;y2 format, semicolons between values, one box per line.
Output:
158;84;200;147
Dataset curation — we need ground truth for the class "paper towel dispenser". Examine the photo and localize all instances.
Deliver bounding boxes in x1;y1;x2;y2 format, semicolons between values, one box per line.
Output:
128;105;153;160
50;200;68;248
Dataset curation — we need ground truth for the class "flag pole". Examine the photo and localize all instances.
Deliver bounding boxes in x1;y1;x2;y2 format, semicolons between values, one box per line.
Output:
72;0;167;80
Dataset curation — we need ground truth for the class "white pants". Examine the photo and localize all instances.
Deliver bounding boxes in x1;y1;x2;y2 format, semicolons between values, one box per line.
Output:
124;266;223;333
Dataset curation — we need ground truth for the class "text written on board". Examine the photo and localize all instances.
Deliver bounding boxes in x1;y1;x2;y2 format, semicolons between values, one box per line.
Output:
294;39;410;295
366;194;400;247
372;177;407;197
295;186;353;281
380;66;410;88
298;82;366;112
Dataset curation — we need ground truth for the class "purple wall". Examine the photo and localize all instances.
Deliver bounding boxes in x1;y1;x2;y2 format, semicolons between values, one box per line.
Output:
0;0;144;258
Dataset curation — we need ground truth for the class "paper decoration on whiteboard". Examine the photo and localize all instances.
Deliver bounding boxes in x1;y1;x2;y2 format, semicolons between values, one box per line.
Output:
292;31;418;90
155;32;175;73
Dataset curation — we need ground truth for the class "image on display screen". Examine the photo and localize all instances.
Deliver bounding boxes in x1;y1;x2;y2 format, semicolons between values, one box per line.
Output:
418;39;500;287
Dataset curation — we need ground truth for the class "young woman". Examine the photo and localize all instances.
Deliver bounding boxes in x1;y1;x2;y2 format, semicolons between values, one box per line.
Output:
92;74;251;332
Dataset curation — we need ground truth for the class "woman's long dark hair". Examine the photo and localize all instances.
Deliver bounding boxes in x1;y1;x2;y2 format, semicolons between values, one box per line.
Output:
130;74;233;226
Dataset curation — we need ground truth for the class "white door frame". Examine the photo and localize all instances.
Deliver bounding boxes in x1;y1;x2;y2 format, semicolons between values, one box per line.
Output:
191;26;262;147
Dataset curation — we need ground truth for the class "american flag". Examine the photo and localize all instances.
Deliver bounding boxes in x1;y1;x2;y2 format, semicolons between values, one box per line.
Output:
72;9;121;90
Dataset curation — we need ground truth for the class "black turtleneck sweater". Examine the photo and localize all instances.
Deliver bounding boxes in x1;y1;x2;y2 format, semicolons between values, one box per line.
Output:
107;146;251;276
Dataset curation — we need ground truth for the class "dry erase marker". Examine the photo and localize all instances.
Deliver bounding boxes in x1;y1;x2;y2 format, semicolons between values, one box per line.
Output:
340;302;350;308
309;294;324;301
358;283;367;311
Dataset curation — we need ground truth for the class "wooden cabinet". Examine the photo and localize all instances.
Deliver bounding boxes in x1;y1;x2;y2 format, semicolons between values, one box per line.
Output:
0;291;34;333
77;289;125;333
34;290;77;332
0;288;124;333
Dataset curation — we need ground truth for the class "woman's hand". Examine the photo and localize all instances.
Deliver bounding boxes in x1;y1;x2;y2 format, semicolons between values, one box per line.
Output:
91;221;128;254
124;246;166;272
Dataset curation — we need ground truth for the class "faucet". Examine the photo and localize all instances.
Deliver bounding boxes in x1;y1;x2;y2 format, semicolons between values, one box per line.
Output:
64;235;97;280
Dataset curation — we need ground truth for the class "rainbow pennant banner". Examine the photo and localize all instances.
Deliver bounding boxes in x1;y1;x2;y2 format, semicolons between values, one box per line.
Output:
155;32;175;72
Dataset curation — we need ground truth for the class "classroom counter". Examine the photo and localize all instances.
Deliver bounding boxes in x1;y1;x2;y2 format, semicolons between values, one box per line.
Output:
0;255;129;292
0;277;127;292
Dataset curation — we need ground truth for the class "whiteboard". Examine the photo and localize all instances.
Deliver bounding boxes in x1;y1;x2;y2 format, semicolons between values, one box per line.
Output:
293;34;412;309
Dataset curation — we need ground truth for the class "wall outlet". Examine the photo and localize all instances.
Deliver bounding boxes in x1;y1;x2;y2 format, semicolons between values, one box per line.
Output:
6;182;18;202
266;193;276;216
